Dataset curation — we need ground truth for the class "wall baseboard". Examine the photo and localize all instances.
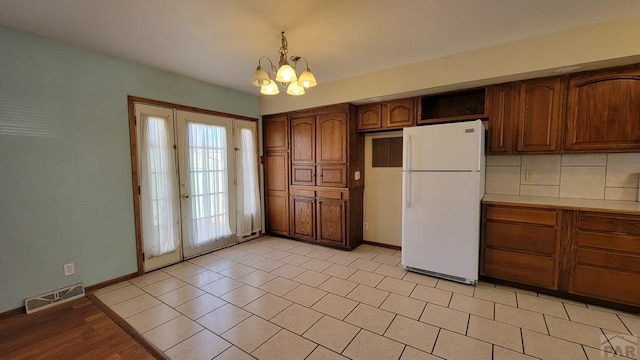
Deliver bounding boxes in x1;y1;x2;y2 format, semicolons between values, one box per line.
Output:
85;272;138;294
362;240;401;251
0;306;25;321
0;272;138;320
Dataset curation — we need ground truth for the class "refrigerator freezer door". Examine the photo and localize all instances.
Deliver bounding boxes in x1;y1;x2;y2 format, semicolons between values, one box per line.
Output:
403;120;483;171
402;171;481;283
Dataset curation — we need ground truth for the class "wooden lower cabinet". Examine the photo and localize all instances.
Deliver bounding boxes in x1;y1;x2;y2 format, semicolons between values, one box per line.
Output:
482;204;640;309
568;212;640;307
288;187;361;250
481;205;560;290
317;198;346;247
265;194;289;236
290;195;316;241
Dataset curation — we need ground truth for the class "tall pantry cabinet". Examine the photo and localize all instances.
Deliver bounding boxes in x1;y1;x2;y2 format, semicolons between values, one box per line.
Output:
263;103;365;250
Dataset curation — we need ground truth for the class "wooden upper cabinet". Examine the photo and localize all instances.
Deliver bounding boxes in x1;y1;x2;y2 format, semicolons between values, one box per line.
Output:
357;98;415;132
357;104;382;131
517;77;564;153
383;98;415;128
316;112;347;164
291;117;315;164
263;114;289;151
486;83;517;154
565;67;640;152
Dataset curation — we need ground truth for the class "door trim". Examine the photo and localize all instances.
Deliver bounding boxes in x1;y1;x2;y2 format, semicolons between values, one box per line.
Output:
127;96;258;275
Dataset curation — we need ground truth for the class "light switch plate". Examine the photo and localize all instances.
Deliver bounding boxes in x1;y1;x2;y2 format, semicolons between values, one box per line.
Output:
354;171;361;180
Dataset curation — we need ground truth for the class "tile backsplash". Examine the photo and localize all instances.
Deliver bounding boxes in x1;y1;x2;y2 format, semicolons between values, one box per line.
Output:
486;153;640;201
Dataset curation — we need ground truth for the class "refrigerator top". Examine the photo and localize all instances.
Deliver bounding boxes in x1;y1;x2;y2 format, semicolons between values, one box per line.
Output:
402;120;485;172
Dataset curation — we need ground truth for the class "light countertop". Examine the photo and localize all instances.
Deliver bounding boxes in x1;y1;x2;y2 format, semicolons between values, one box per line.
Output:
483;194;640;215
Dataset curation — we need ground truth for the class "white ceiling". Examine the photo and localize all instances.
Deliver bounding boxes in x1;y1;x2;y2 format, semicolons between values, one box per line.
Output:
2;0;640;96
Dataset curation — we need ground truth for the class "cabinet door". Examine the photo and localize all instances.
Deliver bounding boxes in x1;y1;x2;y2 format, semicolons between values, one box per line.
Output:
317;198;346;246
316;112;347;164
565;68;640;152
264;152;289;192
486;83;517;154
316;165;347;187
291;117;315;164
263;114;289;151
291;165;315;186
383;98;415;128
517;78;564;153
290;196;316;241
266;194;289;236
264;152;289;235
357;104;382;131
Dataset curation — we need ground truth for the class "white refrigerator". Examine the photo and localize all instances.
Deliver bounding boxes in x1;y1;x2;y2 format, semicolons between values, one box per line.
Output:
401;120;485;284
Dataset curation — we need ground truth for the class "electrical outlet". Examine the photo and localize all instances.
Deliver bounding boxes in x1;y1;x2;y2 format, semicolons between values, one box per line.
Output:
363;222;368;230
524;170;536;183
64;263;75;276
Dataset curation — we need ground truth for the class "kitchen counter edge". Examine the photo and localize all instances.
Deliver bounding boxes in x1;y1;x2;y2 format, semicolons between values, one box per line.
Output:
482;194;640;215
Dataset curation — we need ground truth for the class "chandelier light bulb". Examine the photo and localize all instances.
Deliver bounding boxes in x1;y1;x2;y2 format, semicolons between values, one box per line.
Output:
276;64;297;83
251;65;271;87
260;80;280;95
286;81;305;96
298;68;317;88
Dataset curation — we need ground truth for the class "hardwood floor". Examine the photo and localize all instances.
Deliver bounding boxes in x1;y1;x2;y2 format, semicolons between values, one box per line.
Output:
0;297;157;359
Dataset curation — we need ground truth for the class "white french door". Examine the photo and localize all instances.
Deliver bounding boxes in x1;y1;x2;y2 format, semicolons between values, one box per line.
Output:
177;110;237;258
134;103;261;272
136;104;182;271
235;120;261;242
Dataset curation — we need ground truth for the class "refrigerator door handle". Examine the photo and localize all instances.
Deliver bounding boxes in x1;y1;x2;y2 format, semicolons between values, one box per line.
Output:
404;134;412;209
405;134;412;171
405;171;411;209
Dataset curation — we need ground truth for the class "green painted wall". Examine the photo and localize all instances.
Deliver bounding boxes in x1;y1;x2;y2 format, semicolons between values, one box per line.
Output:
0;26;259;313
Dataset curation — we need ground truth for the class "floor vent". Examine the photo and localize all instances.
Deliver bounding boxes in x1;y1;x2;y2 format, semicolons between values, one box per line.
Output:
25;283;85;314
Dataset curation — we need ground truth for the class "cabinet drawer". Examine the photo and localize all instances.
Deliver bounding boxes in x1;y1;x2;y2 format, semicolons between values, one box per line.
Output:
571;265;640;306
316;189;343;199
485;222;557;255
577;231;640;254
577;248;640;274
483;248;556;289
486;206;557;226
290;187;315;197
578;213;640;235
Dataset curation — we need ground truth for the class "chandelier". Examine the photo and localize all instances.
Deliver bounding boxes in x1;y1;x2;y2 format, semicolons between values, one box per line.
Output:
251;32;318;96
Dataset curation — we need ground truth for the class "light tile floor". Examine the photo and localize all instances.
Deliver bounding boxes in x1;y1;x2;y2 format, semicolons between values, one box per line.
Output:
94;236;640;360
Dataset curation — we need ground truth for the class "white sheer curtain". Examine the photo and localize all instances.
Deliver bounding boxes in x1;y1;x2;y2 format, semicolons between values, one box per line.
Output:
238;127;262;236
185;122;232;247
139;115;180;257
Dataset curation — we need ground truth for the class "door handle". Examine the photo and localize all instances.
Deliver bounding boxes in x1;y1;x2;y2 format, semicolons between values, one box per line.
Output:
181;193;189;199
405;172;411;209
